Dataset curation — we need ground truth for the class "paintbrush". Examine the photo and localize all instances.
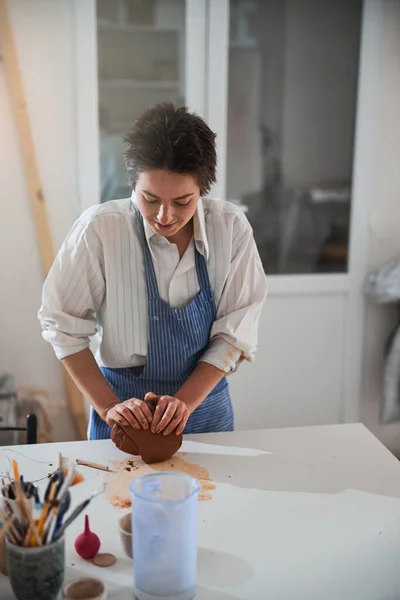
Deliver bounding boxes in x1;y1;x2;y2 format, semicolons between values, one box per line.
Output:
52;485;104;542
44;461;75;543
56;460;75;504
2;467;42;547
37;479;58;541
45;491;71;544
0;514;20;544
3;509;22;545
11;459;20;483
36;474;59;541
32;490;42;521
14;479;41;546
2;500;23;541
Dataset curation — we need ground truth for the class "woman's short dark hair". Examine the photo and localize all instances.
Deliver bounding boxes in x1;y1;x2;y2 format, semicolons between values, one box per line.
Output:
124;102;217;196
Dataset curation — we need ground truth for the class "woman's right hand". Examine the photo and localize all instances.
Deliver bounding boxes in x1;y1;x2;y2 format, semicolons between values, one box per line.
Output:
104;399;153;430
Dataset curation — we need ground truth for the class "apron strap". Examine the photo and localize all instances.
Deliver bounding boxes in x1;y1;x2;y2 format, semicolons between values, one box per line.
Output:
135;206;214;301
194;244;214;297
135;209;161;300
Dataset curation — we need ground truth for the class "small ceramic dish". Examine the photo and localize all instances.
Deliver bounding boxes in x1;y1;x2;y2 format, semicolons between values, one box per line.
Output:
118;512;133;559
63;577;106;600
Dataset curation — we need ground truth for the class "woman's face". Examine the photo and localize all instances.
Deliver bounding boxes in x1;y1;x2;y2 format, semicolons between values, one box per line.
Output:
135;170;201;240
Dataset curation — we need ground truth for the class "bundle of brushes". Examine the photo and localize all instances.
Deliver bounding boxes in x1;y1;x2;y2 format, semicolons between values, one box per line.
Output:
0;459;103;547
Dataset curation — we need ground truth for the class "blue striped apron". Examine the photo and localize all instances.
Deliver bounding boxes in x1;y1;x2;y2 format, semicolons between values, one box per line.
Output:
88;210;234;440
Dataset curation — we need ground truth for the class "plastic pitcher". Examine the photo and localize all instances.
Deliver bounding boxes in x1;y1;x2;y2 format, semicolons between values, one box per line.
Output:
130;472;200;600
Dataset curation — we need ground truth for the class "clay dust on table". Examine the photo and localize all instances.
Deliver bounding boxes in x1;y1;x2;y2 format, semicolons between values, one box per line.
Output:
105;453;216;509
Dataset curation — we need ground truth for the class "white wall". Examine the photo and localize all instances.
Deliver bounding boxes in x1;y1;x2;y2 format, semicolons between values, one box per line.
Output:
361;0;400;455
230;293;346;429
0;0;78;440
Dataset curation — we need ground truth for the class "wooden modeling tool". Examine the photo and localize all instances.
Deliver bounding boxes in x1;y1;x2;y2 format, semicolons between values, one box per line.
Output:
76;459;114;473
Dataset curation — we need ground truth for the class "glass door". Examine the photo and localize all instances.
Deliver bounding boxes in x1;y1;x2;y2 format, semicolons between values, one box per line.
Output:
208;0;362;275
96;0;191;202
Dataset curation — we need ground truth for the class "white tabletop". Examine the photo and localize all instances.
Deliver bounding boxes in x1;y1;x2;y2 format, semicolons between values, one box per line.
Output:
1;423;400;599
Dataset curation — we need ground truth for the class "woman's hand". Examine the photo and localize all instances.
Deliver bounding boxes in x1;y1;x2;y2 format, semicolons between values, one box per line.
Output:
145;392;191;436
104;399;153;430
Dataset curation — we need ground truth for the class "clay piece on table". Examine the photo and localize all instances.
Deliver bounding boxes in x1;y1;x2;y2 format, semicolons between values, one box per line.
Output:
92;552;117;568
111;424;182;464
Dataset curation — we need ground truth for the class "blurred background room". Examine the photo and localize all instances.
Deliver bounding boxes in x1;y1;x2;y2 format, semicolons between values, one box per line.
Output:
1;0;400;453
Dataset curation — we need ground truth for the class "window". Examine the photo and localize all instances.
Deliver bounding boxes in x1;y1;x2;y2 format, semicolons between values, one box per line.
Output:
96;0;186;202
226;0;362;274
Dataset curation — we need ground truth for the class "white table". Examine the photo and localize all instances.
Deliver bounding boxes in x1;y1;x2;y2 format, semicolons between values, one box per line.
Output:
1;423;400;599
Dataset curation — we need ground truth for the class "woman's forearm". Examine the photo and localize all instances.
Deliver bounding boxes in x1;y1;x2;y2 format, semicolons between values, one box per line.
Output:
63;352;225;424
175;361;226;412
62;348;119;420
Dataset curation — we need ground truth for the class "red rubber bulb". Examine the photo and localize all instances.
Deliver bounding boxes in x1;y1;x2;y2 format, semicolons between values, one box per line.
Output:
74;514;101;559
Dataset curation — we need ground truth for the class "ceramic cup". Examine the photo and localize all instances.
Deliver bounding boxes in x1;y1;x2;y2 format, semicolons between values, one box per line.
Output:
63;577;107;600
118;512;133;559
6;535;65;600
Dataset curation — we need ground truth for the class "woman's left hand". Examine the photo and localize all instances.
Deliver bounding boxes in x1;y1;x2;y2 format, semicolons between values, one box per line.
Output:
145;392;191;436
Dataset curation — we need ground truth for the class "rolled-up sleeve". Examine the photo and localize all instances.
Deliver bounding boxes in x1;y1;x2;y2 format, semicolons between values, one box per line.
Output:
200;219;267;373
38;217;105;360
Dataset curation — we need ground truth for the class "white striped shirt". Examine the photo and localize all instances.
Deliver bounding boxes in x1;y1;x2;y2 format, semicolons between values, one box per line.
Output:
39;194;267;373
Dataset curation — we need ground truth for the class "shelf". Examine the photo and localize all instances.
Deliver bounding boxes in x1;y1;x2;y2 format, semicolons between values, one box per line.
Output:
99;79;180;90
97;20;180;34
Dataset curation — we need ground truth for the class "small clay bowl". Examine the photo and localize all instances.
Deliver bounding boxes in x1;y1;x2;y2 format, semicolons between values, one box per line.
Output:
63;577;106;600
118;512;133;559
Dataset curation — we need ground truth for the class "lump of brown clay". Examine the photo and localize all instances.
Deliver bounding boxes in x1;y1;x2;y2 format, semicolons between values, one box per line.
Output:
111;424;182;464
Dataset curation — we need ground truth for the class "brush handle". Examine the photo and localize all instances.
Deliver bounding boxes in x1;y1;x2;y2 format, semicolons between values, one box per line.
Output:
53;498;90;542
45;511;58;545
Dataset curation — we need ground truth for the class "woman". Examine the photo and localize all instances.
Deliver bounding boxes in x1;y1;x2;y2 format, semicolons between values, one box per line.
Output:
39;103;267;439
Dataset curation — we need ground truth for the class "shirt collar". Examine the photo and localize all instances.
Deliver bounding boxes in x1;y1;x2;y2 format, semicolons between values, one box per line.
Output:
130;190;209;259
